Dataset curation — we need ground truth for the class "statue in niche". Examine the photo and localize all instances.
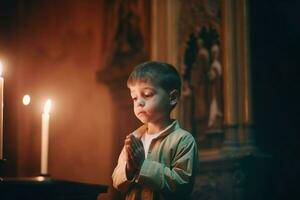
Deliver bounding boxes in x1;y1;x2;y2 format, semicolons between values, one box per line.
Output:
182;26;223;139
208;43;222;128
192;38;210;122
97;0;150;83
111;0;145;67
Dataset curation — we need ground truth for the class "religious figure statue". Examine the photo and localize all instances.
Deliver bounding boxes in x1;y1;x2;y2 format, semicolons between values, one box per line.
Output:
111;0;145;67
179;0;223;146
192;38;210;115
207;44;223;128
182;27;223;139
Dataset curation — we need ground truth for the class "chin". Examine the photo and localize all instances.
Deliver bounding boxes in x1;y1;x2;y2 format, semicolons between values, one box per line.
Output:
137;118;148;124
137;115;152;124
136;113;149;123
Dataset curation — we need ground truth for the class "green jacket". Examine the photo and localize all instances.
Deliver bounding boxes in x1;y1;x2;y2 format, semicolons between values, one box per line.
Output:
112;121;198;200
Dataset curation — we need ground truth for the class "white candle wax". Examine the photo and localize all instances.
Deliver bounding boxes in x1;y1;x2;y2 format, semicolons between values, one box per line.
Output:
0;76;3;160
41;99;51;175
0;61;4;160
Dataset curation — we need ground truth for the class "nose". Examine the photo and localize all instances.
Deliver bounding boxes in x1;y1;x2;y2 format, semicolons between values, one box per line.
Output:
136;98;145;107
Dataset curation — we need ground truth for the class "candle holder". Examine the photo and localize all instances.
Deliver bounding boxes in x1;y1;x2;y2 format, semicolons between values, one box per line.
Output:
39;173;51;177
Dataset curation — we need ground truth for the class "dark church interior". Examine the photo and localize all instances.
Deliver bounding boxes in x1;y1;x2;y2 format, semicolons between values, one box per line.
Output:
0;0;299;200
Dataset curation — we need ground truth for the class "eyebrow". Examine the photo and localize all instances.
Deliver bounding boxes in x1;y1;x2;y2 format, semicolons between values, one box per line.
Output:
130;85;155;91
141;86;155;90
130;86;156;94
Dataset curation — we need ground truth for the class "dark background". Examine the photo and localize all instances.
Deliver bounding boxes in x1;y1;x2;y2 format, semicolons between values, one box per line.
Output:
249;0;300;199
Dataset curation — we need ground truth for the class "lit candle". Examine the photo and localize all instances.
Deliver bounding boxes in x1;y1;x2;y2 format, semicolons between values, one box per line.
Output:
22;94;31;106
41;99;51;175
0;61;4;160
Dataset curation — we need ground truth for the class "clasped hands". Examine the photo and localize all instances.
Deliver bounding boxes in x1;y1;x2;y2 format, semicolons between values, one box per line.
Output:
125;134;145;180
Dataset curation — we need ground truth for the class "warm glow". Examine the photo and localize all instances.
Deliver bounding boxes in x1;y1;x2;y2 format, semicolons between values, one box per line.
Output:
22;94;31;106
36;176;46;182
43;99;52;114
0;61;3;77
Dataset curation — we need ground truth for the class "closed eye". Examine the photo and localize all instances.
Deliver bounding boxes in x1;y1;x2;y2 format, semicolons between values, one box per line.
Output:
143;91;154;98
144;93;153;98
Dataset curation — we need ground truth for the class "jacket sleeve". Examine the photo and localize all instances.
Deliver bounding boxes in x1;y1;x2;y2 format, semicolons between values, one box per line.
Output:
112;147;135;192
136;134;198;196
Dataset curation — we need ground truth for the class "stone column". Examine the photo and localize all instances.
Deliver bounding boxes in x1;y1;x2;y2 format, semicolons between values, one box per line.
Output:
221;0;240;155
221;0;258;156
236;0;258;154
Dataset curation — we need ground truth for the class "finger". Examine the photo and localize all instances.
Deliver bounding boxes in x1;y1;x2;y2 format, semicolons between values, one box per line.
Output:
131;135;143;146
126;135;139;149
125;137;132;147
126;133;135;140
129;137;143;153
125;145;132;161
133;139;144;157
127;150;138;169
126;134;132;140
127;137;144;163
125;143;135;156
130;135;142;150
127;147;135;161
135;138;144;148
126;158;135;171
127;145;141;167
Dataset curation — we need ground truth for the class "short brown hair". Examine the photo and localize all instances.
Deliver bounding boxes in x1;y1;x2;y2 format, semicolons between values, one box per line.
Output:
127;61;182;96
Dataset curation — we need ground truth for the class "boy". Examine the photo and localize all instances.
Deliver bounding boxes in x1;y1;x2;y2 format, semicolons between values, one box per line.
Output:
112;61;198;200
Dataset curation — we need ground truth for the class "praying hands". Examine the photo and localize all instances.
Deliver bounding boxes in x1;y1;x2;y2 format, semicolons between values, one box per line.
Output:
125;134;145;180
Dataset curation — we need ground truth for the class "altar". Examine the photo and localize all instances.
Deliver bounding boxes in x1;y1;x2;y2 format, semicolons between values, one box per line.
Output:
0;176;108;200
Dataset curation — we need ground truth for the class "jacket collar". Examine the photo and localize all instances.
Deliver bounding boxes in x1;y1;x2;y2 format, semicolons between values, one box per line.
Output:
132;120;179;139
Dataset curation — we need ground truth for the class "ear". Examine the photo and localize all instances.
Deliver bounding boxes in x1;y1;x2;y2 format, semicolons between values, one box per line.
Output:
169;89;179;106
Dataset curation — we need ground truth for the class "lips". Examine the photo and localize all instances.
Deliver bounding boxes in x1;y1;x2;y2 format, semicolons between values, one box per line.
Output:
137;111;147;116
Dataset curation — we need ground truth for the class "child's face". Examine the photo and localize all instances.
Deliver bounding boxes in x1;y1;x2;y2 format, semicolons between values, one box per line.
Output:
129;81;172;124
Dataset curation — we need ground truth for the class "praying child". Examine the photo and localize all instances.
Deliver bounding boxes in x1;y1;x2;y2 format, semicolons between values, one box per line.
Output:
112;61;198;200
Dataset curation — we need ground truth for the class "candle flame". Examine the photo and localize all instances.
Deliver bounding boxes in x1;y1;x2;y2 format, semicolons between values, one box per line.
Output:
22;94;31;106
43;99;52;114
0;61;3;77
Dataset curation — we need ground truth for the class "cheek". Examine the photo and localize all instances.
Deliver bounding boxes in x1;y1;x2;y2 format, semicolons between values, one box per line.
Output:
147;99;164;113
133;103;138;113
156;99;171;113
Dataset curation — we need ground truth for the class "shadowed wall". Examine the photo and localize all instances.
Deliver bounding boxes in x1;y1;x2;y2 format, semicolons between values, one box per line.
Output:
1;0;115;199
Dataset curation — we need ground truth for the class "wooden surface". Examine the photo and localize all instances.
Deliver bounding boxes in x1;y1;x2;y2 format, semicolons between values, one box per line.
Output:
0;176;108;200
